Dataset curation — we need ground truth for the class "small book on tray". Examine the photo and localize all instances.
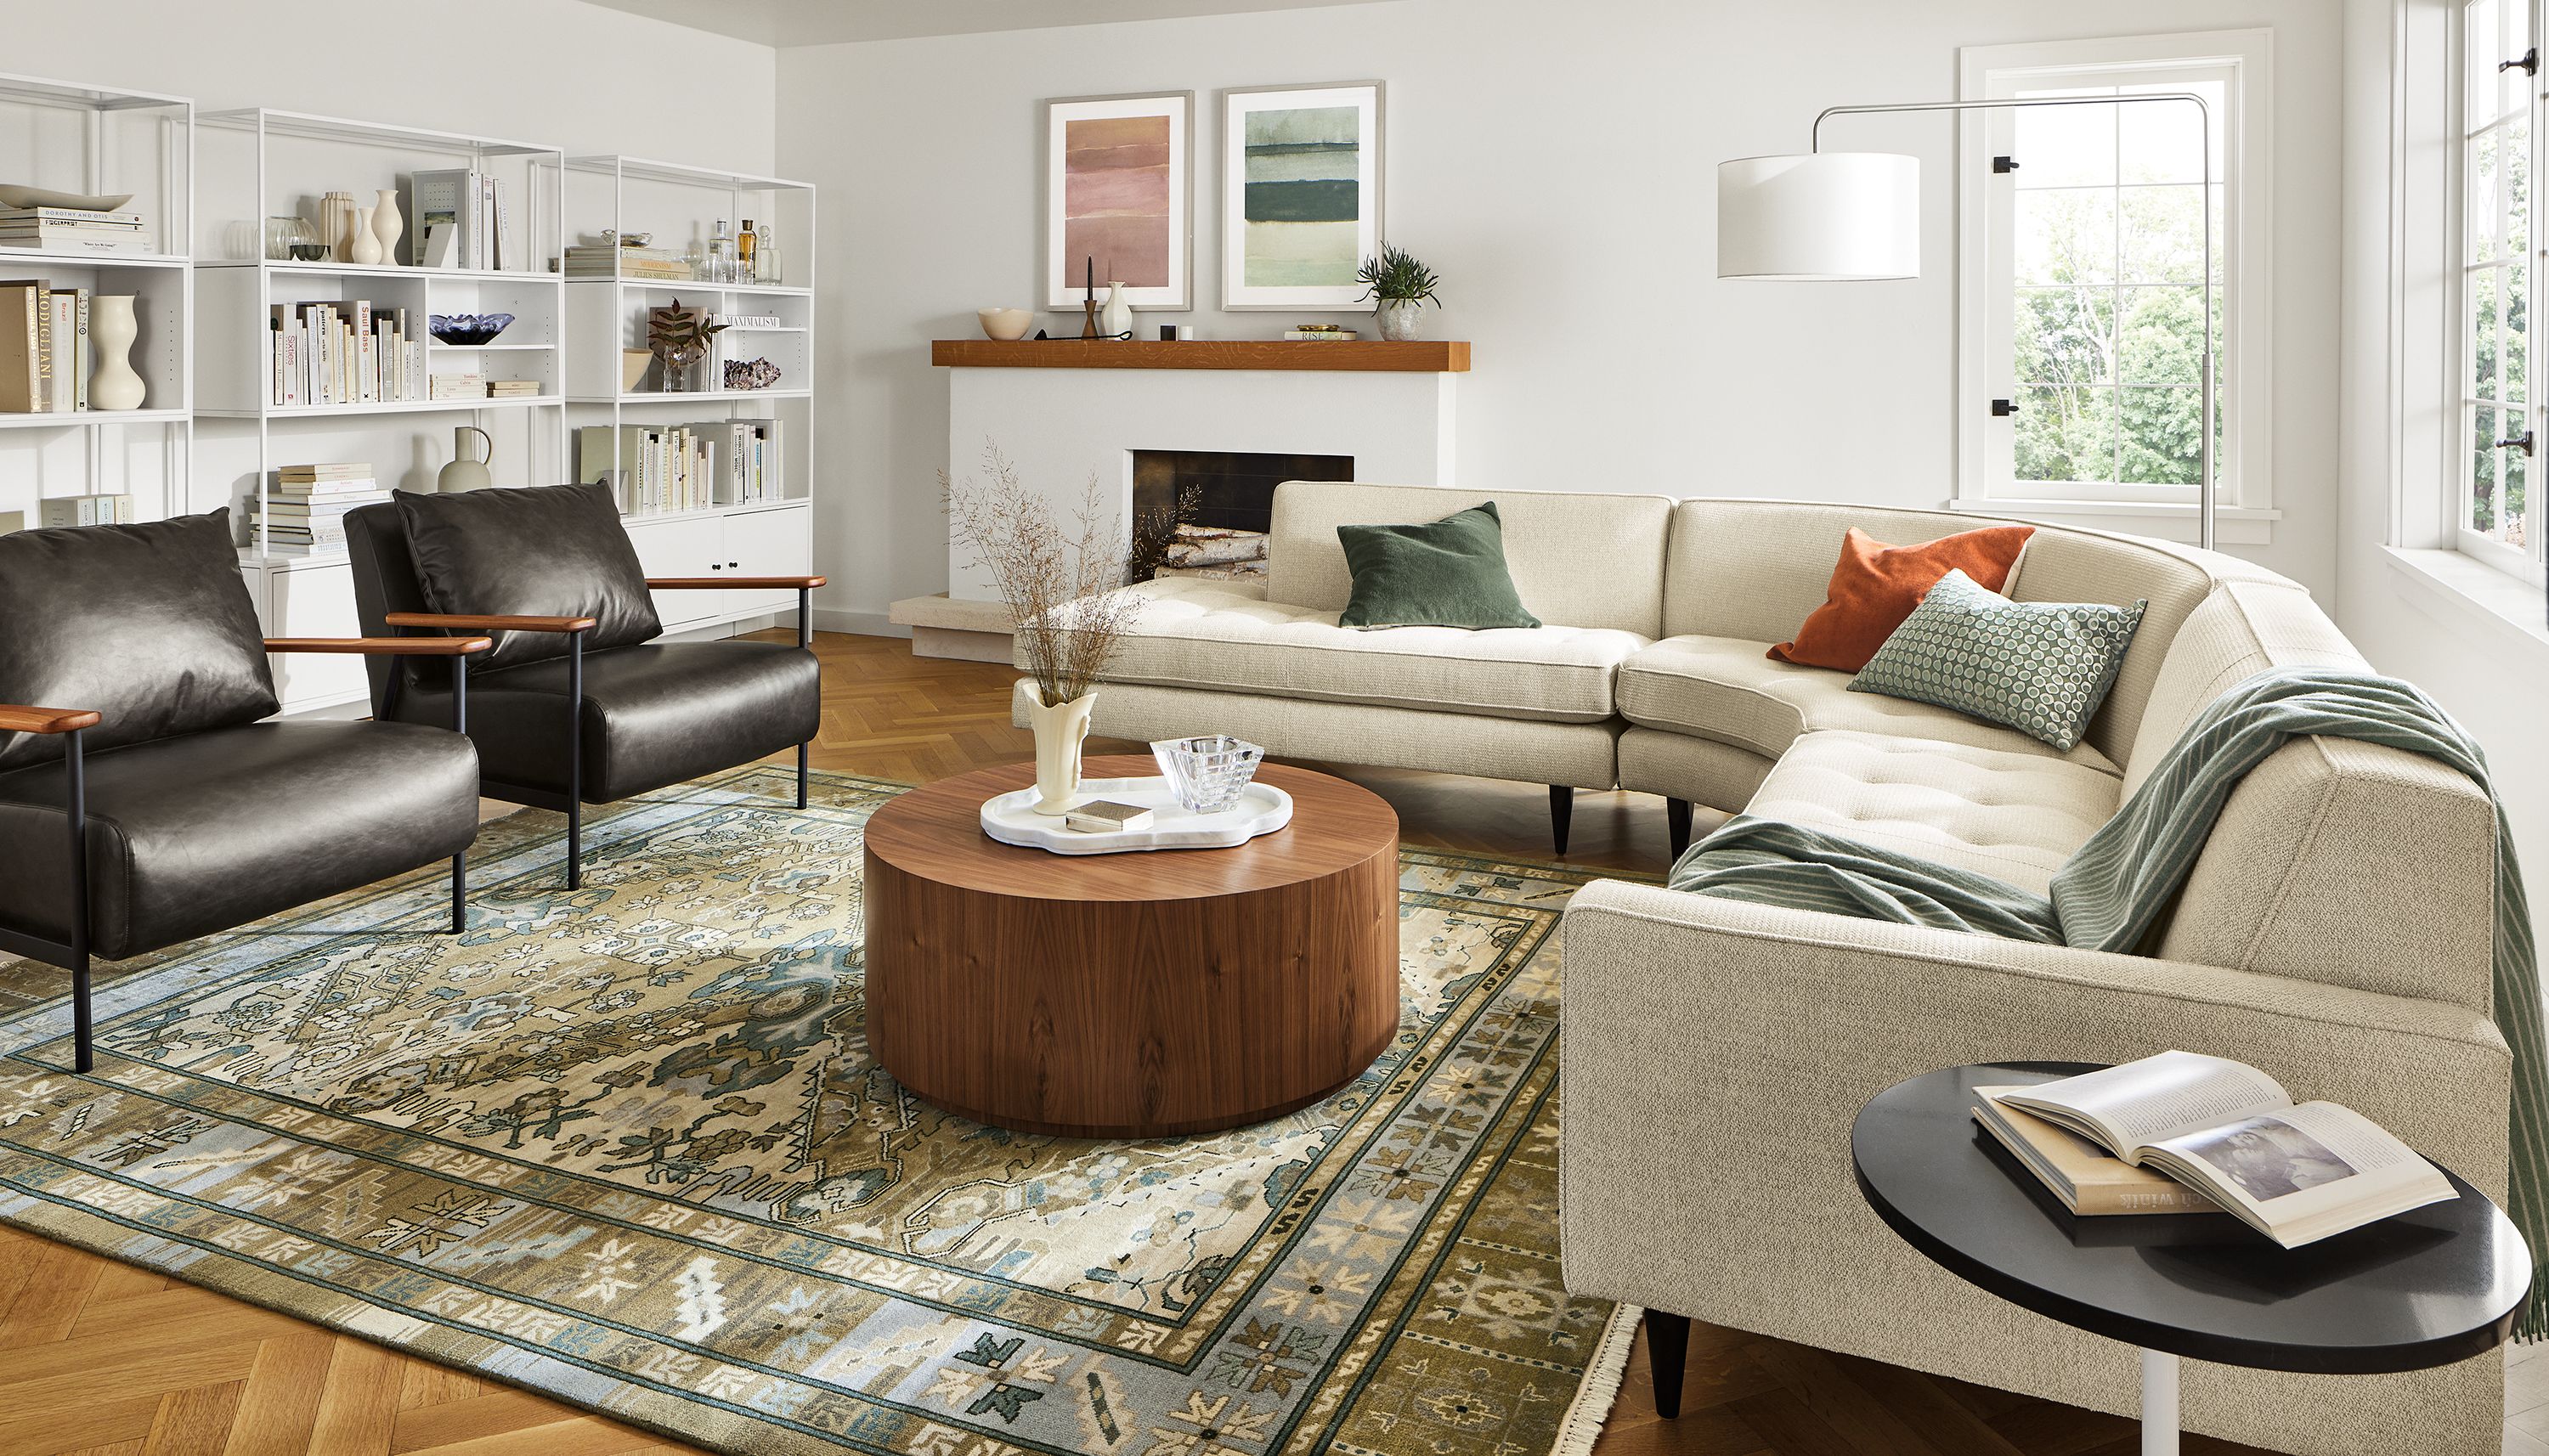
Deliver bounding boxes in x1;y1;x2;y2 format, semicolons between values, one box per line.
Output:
1065;800;1153;833
1975;1051;2456;1246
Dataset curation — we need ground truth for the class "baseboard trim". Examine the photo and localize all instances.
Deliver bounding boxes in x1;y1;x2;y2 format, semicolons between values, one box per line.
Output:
816;607;905;638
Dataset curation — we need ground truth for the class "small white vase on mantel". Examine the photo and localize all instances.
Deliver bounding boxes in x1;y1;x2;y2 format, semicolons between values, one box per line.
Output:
1024;685;1097;815
1099;282;1133;339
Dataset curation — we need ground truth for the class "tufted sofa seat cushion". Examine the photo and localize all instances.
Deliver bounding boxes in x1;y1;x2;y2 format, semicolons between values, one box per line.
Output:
1617;634;2123;773
1084;575;1649;724
1744;729;2124;894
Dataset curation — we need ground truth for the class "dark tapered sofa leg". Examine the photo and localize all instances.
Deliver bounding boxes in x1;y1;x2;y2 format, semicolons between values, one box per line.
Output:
1549;784;1574;856
797;742;810;810
64;726;92;1074
1667;798;1693;860
1645;1308;1691;1418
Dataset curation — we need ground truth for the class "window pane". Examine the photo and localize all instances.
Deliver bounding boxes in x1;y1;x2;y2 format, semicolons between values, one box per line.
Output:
2118;82;2221;184
2473;265;2501;396
2121;185;2207;282
2016;189;2117;285
2121;387;2203;484
2473;404;2500;532
2473;0;2506;129
2508;260;2529;402
2015;95;2117;188
2016;286;2118;387
2120;285;2209;383
2509;114;2532;257
2017;384;2119;483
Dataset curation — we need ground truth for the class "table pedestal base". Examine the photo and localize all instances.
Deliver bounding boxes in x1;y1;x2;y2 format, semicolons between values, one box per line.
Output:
2141;1347;2178;1455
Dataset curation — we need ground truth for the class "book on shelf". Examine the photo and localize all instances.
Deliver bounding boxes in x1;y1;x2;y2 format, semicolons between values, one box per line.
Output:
1982;1052;2458;1247
486;379;541;398
429;372;485;400
687;418;786;505
0;206;139;226
1284;327;1359;341
272;302;425;407
276;461;373;483
0;223;149;256
410;170;511;270
38;493;133;528
578;422;718;515
0;278;98;414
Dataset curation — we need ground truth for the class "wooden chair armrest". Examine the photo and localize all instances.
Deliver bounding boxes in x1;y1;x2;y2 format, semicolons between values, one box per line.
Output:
0;705;101;734
384;612;599;633
264;636;496;657
645;575;828;590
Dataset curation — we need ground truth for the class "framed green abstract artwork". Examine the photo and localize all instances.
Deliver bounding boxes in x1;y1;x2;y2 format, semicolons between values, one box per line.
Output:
1220;82;1383;310
1043;91;1194;311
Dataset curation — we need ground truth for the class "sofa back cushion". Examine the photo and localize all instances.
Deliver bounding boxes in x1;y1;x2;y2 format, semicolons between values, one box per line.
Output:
1269;482;1675;636
1995;528;2213;765
0;510;279;770
394;483;662;670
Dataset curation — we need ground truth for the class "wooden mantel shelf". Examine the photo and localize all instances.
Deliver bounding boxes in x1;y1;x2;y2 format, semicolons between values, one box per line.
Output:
932;338;1469;372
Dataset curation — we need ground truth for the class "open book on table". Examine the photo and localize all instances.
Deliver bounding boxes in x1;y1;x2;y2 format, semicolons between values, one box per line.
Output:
1992;1051;2458;1247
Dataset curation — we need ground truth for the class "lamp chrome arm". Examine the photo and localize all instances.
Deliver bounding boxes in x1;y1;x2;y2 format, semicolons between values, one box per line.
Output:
1810;93;2217;552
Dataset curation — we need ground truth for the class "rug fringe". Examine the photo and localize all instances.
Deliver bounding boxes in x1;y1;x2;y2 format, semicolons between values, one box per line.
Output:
1549;1303;1641;1456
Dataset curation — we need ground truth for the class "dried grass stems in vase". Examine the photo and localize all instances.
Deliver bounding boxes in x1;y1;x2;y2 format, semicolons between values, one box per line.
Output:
944;446;1145;814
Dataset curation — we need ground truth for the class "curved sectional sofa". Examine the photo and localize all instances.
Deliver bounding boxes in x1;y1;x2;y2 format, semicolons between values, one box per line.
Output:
1015;481;2511;1456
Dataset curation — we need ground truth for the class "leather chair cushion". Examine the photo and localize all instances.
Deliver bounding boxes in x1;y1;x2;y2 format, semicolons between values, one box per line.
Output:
396;641;820;803
0;511;279;772
0;721;481;961
394;483;662;670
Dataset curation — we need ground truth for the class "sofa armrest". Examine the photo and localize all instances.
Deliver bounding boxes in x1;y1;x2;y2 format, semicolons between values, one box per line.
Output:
384;612;597;634
645;575;827;590
0;705;100;734
264;636;495;656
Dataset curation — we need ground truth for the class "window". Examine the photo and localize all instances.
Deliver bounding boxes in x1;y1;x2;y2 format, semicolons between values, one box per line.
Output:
1956;32;2272;539
2459;0;2546;584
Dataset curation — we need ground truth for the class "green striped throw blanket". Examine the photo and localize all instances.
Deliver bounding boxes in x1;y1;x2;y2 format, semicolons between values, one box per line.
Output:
1669;667;2547;1335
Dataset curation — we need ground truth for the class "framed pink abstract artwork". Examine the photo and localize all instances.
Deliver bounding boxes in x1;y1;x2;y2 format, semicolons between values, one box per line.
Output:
1043;91;1193;311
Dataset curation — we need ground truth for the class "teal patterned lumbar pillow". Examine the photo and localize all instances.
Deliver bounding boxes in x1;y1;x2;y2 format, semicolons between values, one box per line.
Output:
1337;501;1541;629
1848;568;2145;751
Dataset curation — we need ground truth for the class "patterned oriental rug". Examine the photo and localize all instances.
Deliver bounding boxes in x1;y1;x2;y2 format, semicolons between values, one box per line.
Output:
0;765;1636;1456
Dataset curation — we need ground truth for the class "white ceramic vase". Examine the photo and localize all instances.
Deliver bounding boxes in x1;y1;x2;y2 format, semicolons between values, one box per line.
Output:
1099;281;1133;339
370;188;403;266
348;207;383;265
316;191;356;261
87;295;144;410
1376;299;1421;341
1024;686;1097;815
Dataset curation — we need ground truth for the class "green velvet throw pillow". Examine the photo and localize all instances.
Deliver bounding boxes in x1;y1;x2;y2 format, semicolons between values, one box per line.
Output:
1849;568;2145;751
1336;502;1540;629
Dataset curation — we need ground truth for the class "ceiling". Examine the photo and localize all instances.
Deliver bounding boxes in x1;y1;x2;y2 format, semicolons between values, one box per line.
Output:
578;0;1391;47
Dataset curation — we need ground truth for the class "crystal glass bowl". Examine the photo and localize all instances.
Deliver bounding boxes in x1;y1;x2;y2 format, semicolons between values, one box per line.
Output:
1151;736;1266;814
428;313;514;346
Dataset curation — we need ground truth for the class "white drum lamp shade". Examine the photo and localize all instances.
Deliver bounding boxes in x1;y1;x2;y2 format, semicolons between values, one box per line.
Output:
1717;152;1921;280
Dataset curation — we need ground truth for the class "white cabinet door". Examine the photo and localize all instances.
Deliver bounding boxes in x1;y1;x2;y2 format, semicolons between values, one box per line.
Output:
721;505;811;620
263;563;371;712
620;515;729;629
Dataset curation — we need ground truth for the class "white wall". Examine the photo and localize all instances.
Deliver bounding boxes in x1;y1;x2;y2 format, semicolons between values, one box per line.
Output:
777;0;2345;632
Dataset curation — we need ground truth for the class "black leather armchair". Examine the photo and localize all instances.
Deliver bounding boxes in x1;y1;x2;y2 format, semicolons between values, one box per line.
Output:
0;511;491;1071
344;483;825;889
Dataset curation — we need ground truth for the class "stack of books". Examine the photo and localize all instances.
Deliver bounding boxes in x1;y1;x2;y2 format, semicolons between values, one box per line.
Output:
252;464;389;556
486;378;541;399
270;301;426;407
574;423;715;515
0;206;147;257
429;372;485;401
37;492;133;528
1285;324;1358;341
563;242;692;280
412;171;516;270
0;281;93;412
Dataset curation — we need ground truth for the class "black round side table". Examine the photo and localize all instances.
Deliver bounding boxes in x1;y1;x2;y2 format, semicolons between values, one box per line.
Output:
1851;1063;2531;1456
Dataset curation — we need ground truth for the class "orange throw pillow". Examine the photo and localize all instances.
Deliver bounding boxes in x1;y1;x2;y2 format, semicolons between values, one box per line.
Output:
1767;525;2036;672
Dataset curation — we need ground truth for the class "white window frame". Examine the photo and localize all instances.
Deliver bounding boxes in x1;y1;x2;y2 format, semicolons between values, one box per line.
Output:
2451;0;2549;587
1953;30;2276;545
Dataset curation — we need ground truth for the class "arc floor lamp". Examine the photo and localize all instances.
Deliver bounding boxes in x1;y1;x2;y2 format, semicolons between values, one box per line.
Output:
1718;93;2218;551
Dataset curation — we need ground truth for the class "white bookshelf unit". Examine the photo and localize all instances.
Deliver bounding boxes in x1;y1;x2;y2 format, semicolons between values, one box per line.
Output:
563;155;814;635
194;110;568;711
0;71;193;534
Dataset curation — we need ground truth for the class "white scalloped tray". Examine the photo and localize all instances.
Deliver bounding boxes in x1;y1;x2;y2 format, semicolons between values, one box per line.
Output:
980;775;1292;855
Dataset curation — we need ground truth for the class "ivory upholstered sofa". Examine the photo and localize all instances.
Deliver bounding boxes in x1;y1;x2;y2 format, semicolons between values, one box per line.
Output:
1020;481;2512;1456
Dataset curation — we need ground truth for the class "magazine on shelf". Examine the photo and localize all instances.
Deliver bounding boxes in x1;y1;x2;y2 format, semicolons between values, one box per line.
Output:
1991;1051;2457;1246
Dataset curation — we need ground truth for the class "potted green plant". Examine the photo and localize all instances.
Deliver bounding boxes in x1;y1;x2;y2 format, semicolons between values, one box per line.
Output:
647;298;727;392
1356;242;1442;341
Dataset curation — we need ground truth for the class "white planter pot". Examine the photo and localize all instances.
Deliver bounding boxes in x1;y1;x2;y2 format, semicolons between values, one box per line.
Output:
88;295;144;410
1023;686;1097;815
1376;299;1422;341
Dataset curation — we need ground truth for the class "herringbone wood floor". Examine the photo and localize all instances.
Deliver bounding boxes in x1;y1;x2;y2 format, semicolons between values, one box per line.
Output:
0;629;2423;1456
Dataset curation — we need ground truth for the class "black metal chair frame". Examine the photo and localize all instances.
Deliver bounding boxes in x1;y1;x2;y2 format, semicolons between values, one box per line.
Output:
0;634;491;1073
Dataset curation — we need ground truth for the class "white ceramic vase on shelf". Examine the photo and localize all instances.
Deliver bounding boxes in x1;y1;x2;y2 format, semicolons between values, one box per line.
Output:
370;188;402;266
1099;281;1133;339
317;191;356;261
1024;686;1096;815
348;207;383;265
88;296;144;410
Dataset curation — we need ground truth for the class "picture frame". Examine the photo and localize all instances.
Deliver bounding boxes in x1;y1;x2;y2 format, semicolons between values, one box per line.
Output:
1219;82;1385;311
1043;91;1194;312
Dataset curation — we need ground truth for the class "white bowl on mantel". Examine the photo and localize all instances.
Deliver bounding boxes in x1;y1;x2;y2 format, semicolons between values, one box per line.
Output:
978;308;1034;341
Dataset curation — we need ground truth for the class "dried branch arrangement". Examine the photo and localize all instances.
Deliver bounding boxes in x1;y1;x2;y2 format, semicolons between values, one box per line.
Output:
945;445;1143;707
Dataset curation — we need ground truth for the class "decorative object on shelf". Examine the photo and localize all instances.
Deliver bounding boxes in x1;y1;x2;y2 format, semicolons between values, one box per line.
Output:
645;298;726;393
317;191;358;262
751;222;781;284
1078;255;1099;339
0;185;132;212
944;445;1144;815
263;216;317;262
348;206;383;265
722;357;783;391
370;188;402;266
427;313;515;346
978;307;1034;340
287;241;328;262
435;426;495;493
1152;734;1267;814
979;771;1292;854
1356;240;1441;341
1286;322;1359;341
738;217;758;281
707;218;736;282
1043;91;1194;311
87;295;144;410
620;349;651;392
1220;82;1383;310
1099;280;1133;338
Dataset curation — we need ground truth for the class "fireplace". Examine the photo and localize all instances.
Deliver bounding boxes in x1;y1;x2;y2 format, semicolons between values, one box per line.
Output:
1131;449;1353;582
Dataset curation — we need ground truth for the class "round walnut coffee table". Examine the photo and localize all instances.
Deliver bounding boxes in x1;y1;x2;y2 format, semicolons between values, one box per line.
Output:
862;754;1401;1138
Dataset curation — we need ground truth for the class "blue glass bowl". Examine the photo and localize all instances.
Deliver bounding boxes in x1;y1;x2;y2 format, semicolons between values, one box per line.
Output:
428;313;515;346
